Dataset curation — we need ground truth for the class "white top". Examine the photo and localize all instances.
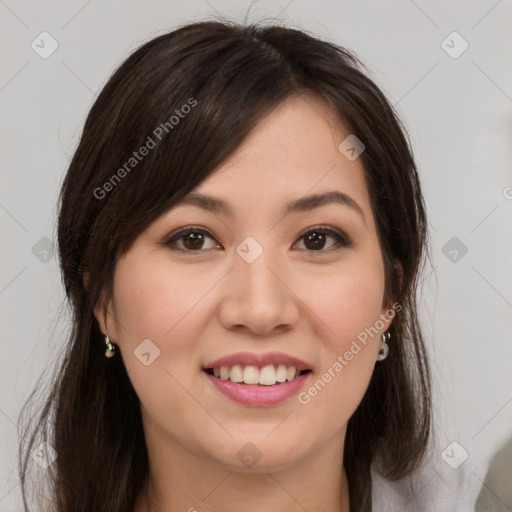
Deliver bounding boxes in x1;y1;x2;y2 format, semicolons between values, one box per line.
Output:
371;451;475;510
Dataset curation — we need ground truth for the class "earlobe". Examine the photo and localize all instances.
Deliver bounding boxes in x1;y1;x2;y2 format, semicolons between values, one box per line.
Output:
97;292;119;342
381;260;403;323
93;304;107;334
84;273;110;335
84;272;103;330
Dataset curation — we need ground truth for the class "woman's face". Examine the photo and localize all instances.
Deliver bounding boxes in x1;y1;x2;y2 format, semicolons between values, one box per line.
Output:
95;95;395;473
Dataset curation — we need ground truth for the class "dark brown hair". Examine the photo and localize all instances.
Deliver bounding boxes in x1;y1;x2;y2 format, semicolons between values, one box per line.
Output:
19;17;432;512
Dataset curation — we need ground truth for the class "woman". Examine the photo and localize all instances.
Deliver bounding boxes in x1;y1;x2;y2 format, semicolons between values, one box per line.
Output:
19;19;433;512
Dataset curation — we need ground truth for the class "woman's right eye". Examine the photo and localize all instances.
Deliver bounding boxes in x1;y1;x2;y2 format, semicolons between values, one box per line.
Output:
162;227;221;253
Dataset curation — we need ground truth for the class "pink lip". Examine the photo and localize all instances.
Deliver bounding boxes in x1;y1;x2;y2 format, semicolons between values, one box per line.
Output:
203;371;312;406
203;351;313;371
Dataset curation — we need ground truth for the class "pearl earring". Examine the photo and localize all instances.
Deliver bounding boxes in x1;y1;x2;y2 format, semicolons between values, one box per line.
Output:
377;331;390;361
104;333;117;358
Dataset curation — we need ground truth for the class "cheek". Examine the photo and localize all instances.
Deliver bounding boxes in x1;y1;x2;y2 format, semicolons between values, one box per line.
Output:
111;251;209;346
108;242;387;446
108;254;207;406
299;259;385;417
299;351;375;439
309;259;386;347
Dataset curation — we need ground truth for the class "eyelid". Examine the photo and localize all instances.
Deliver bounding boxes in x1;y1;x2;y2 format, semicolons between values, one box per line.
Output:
295;225;352;246
161;224;353;253
162;225;220;253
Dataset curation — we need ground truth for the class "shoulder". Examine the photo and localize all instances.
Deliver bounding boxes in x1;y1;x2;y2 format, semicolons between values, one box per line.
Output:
371;450;472;511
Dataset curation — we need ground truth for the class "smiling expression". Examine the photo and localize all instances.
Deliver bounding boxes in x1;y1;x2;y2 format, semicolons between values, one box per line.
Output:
95;94;395;472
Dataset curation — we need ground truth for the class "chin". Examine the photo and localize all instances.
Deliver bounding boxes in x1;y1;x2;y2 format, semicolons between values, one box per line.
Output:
204;435;306;473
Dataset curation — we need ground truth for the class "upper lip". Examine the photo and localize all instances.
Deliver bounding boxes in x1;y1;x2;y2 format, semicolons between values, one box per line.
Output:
203;352;313;371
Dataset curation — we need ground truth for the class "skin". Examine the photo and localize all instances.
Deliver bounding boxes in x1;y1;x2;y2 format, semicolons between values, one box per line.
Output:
89;94;397;512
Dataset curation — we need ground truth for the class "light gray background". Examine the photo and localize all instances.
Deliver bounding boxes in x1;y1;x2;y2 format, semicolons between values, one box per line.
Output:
1;0;511;510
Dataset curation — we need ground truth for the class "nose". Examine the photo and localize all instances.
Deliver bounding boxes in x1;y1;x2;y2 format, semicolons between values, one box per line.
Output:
217;249;300;336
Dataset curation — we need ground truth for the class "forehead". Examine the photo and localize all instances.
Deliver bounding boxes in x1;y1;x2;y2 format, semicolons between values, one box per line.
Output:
185;95;374;220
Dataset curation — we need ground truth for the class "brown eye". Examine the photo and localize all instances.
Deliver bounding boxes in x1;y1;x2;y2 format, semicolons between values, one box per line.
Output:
164;227;220;252
180;231;207;251
162;225;352;254
302;231;332;251
294;227;352;253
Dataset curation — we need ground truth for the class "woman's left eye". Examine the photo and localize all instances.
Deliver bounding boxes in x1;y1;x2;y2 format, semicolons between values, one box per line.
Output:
162;225;352;254
294;227;352;252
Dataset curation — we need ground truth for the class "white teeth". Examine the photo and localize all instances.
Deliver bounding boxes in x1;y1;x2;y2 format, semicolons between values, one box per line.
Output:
259;364;277;385
276;364;287;382
243;365;259;384
230;364;244;383
286;366;296;381
211;364;306;385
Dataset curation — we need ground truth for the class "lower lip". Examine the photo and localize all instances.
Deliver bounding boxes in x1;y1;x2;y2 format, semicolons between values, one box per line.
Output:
203;371;312;406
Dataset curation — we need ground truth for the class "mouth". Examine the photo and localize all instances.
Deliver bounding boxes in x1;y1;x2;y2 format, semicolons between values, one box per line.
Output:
202;352;314;405
203;364;313;386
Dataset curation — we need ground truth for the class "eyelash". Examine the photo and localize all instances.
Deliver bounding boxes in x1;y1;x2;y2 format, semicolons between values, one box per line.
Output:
162;225;353;255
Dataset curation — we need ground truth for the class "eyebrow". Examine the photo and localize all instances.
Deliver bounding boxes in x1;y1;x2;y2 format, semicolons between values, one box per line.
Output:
177;190;367;225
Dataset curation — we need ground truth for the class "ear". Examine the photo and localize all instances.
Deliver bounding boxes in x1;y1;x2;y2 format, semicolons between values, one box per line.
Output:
83;271;115;338
380;260;403;328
